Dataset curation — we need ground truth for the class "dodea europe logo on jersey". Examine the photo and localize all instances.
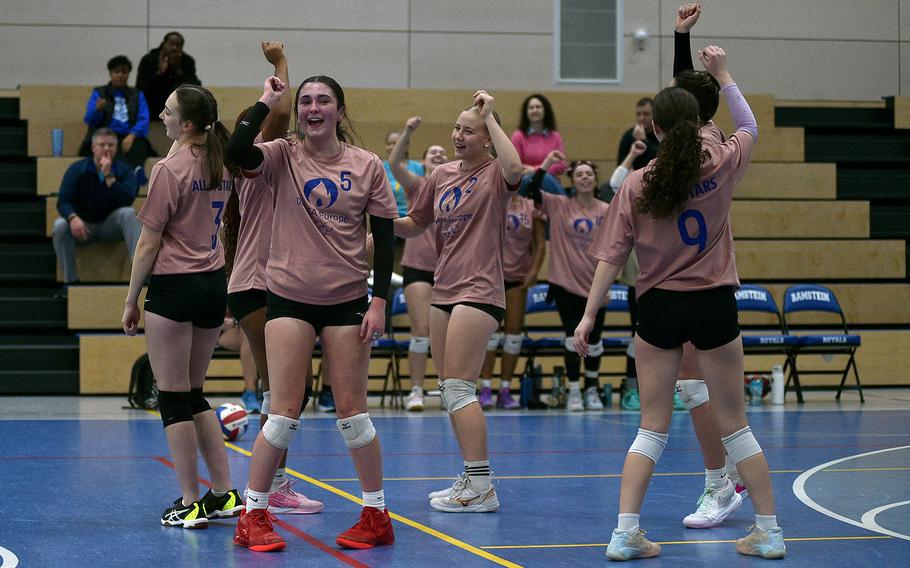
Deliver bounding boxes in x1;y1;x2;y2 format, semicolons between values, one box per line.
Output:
438;186;463;214
506;213;521;232
573;217;594;235
302;178;340;209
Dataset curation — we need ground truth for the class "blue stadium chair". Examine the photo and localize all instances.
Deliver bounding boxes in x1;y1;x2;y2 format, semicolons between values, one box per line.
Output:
735;284;800;401
377;287;409;408
783;284;863;402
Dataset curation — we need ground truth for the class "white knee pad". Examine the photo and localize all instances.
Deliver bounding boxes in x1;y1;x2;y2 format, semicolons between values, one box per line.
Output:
722;426;763;465
676;380;709;410
587;342;604;357
261;390;271;415
336;412;376;449
563;337;576;353
628;428;669;464
503;334;524;355
262;413;300;450
409;336;429;354
487;332;504;352
439;378;478;413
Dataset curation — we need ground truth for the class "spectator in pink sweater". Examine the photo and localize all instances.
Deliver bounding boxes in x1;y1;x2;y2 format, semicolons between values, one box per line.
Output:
511;94;566;196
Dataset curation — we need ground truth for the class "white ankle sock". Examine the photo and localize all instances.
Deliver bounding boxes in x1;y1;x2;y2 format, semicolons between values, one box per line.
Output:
465;460;491;490
568;381;581;392
362;489;385;510
481;379;492;389
246;489;269;511
755;514;778;531
270;468;287;492
705;467;727;489
618;513;640;532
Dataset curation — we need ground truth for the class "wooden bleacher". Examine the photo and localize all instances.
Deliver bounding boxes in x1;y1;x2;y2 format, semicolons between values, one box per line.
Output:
19;84;908;392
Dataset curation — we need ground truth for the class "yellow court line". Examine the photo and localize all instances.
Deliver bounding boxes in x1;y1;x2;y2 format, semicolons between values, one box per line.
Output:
223;442;523;568
480;535;894;550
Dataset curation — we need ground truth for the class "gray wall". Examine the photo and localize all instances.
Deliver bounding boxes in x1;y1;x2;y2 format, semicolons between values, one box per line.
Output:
1;0;906;100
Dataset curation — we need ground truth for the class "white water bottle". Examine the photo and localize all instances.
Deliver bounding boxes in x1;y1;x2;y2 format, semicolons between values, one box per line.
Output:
771;364;785;405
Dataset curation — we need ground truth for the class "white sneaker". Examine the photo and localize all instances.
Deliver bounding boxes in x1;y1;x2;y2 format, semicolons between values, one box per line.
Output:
406;387;424;412
606;528;661;561
567;388;584;412
428;472;467;500
683;479;743;528
584;386;604;410
430;477;499;513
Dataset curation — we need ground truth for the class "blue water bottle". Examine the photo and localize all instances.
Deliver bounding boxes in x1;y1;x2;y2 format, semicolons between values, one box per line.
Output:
748;376;763;406
51;128;64;157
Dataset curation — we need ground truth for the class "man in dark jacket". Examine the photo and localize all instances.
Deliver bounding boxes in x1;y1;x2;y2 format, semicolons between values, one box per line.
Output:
137;31;201;120
52;128;141;284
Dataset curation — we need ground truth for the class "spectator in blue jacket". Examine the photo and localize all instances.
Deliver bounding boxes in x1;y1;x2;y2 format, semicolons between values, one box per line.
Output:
80;55;153;182
53;128;142;284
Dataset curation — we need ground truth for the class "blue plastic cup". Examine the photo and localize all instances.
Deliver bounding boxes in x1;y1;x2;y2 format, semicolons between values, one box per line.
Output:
51;128;64;157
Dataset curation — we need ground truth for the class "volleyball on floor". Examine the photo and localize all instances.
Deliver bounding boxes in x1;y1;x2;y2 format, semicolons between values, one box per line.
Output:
216;403;248;441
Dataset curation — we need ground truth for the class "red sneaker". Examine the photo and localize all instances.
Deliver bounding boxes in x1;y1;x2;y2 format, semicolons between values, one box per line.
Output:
233;508;286;552
336;507;395;549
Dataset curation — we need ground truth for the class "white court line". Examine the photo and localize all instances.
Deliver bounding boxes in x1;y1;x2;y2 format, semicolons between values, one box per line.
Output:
793;445;910;542
0;546;18;568
861;500;910;539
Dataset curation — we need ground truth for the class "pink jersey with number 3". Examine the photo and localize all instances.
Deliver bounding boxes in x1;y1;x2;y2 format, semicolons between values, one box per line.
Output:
589;131;755;299
245;138;398;304
137;144;232;275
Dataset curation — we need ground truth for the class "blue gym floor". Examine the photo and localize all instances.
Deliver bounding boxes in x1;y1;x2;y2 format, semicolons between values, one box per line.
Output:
1;391;909;567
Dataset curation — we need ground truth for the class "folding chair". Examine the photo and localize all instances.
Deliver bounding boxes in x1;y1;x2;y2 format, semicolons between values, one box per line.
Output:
735;284;799;401
377;287;408;408
783;284;863;402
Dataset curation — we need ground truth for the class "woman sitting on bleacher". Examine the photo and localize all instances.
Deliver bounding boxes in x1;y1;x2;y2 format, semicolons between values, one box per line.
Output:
525;152;609;412
80;55;153;182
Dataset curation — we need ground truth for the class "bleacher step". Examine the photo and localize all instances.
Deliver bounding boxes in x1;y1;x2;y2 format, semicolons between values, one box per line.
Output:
838;167;910;202
0;336;78;394
776;107;892;130
0;288;66;329
805;130;910;164
0;161;37;197
0;201;46;238
0;97;19;121
0;243;57;283
0;125;27;157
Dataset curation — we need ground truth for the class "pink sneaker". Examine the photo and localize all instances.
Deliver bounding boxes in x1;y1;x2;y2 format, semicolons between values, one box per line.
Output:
496;387;520;409
268;480;324;514
735;483;750;500
479;387;495;409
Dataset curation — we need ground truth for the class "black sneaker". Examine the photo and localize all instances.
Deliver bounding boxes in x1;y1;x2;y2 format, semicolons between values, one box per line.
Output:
316;390;335;413
161;497;209;529
200;488;244;519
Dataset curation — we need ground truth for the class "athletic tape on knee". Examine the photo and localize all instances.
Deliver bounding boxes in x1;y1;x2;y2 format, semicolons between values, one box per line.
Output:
587;342;604;357
336;412;376;449
722;426;763;465
261;390;271;415
439;378;478;413
628;428;669;464
563;337;576;353
157;390;193;428
676;380;709;410
189;387;211;415
409;336;429;354
503;334;524;355
487;332;504;351
262;414;300;451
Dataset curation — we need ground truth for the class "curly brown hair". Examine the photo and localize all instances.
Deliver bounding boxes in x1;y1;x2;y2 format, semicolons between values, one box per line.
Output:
635;88;707;219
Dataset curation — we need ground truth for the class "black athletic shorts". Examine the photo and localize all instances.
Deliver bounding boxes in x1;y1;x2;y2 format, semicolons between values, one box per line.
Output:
227;288;267;322
144;268;227;329
402;266;434;287
504;280;523;291
266;290;369;335
432;301;505;324
636;286;740;350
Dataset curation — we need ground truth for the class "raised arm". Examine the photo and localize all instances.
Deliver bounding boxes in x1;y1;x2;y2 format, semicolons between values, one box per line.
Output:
699;46;757;141
523;217;547;288
225;76;287;171
259;42;291;143
526;149;564;206
474;90;522;185
609;140;647;193
673;3;701;76
389;117;424;191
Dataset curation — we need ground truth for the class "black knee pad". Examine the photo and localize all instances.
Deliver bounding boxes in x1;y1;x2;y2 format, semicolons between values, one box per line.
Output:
300;384;313;415
158;390;193;428
190;387;211;415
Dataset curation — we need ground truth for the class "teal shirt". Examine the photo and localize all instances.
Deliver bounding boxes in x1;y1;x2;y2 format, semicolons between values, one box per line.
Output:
383;159;425;216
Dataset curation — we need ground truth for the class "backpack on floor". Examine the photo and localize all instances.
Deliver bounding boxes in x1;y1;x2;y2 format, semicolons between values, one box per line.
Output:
128;353;158;410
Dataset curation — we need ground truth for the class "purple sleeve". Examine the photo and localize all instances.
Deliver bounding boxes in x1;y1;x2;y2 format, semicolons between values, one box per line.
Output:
721;83;758;141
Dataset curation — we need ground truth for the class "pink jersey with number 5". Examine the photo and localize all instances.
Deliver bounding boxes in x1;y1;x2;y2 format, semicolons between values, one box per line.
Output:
590;131;754;299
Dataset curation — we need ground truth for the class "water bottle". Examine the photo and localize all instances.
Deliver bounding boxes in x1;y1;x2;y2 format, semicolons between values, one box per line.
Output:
771;364;785;405
748;376;763;406
51;128;64;157
519;371;533;408
548;366;565;408
601;382;612;407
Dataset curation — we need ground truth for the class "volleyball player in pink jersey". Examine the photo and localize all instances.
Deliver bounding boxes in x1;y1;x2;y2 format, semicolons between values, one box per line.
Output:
121;85;243;528
525;151;610;412
221;42;323;517
394;91;523;512
575;47;785;560
226;75;398;551
387;116;448;412
478;185;545;409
